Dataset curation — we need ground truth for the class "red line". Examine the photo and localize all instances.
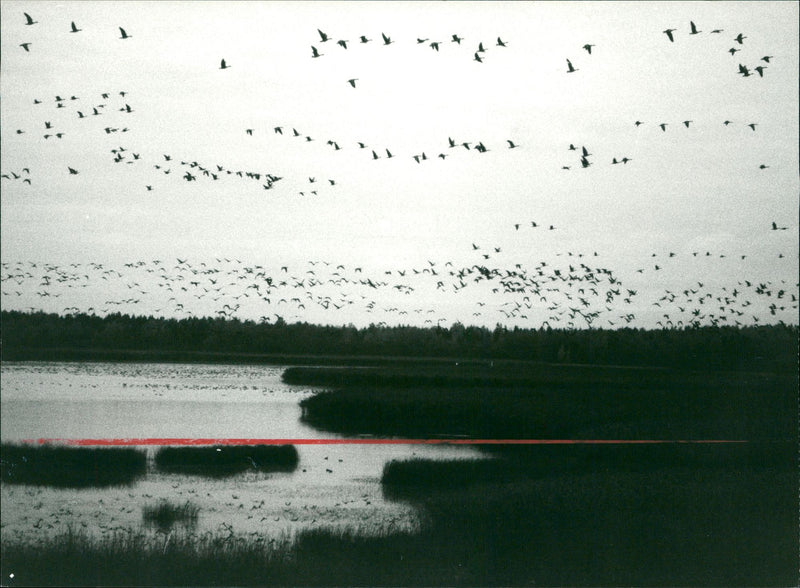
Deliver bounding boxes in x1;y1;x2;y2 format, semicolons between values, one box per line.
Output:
23;438;750;446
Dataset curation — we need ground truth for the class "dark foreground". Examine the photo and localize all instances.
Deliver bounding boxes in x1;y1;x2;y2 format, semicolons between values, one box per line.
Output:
2;357;797;586
2;450;795;586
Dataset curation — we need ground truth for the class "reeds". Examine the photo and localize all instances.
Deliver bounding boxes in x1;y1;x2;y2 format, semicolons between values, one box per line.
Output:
2;463;796;586
0;444;146;488
153;444;298;477
142;500;199;531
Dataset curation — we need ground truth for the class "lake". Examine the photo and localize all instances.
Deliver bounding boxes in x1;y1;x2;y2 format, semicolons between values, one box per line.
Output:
0;361;483;545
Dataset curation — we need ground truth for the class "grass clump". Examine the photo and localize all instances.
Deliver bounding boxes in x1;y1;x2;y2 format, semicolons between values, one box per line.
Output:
153;444;298;477
142;500;199;531
0;444;146;488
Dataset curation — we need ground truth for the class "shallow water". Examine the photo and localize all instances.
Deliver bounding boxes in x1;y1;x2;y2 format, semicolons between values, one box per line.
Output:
1;361;483;544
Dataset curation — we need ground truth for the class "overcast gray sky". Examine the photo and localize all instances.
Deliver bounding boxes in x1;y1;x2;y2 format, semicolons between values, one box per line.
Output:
1;1;797;329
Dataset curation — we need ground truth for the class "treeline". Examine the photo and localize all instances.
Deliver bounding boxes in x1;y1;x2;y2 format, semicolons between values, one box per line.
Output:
1;310;797;371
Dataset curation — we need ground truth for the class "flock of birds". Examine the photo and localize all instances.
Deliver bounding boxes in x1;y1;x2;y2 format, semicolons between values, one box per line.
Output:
307;28;510;68
2;235;796;328
3;10;796;330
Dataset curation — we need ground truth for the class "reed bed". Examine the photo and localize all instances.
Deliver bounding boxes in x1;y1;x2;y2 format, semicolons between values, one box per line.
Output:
298;381;796;440
0;444;147;488
3;463;795;586
153;444;298;477
142;500;200;531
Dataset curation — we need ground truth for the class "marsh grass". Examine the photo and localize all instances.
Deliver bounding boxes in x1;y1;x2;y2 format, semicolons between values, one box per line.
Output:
142;500;200;531
298;381;796;440
0;444;146;488
3;463;795;586
153;444;298;477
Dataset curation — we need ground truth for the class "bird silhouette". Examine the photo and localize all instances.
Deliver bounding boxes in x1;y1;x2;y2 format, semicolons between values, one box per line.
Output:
119;27;131;39
583;43;595;54
347;78;358;88
70;21;81;33
381;33;393;45
311;46;322;58
24;12;37;25
337;39;348;49
734;33;746;44
318;29;330;42
566;59;578;73
452;34;463;44
496;37;507;47
220;59;230;69
659;123;668;131
663;28;676;42
507;140;518;148
689;21;701;35
68;167;78;175
20;43;31;52
473;52;483;63
753;65;766;77
360;35;371;43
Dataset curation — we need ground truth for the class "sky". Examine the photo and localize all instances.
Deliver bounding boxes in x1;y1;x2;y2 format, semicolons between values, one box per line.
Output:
1;1;798;330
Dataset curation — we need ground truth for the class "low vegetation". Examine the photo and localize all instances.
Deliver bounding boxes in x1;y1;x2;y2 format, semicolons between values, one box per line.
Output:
142;500;200;531
153;445;298;477
2;460;795;586
0;444;147;488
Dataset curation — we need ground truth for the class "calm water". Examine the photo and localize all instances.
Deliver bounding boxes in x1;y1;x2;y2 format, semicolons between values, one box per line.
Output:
1;361;483;544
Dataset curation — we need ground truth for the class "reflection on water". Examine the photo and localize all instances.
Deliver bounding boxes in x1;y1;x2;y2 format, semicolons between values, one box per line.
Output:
1;362;484;544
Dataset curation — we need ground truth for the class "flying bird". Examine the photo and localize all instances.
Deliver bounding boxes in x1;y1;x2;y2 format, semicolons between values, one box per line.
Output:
381;33;393;45
659;123;668;131
496;37;507;47
23;12;37;25
68;167;78;175
566;59;578;73
506;140;518;148
689;21;701;35
753;65;766;77
119;27;131;39
318;29;330;42
219;59;230;69
347;78;358;88
734;33;746;44
360;35;371;43
337;39;348;49
761;55;773;63
452;34;463;44
311;46;322;58
473;52;483;63
663;28;676;42
70;21;81;33
683;120;692;128
20;43;31;52
582;43;595;54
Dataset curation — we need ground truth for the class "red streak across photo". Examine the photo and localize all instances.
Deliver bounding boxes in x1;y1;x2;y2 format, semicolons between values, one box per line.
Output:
24;438;749;446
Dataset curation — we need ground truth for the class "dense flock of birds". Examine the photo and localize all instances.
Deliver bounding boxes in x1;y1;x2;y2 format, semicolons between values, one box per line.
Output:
2;245;796;328
3;10;796;329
